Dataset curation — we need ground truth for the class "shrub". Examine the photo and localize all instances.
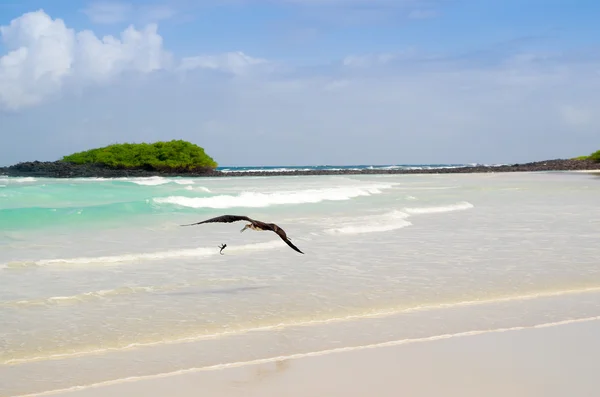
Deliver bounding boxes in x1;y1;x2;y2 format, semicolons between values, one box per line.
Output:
61;140;218;170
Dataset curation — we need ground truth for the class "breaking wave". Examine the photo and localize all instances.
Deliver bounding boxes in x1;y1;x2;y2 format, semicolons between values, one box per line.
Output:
0;278;262;308
124;177;197;186
404;201;474;214
325;210;412;235
153;184;394;209
0;240;286;269
0;177;37;184
323;202;474;235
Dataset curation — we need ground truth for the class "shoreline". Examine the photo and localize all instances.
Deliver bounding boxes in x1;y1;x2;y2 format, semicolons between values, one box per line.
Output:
1;158;599;178
14;316;600;397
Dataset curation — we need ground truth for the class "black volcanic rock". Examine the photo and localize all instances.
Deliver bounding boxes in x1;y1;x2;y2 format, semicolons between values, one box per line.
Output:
0;158;598;179
0;161;219;178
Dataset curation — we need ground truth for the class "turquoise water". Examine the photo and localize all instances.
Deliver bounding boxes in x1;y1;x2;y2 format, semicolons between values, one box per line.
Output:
0;164;482;231
0;176;210;231
1;170;600;396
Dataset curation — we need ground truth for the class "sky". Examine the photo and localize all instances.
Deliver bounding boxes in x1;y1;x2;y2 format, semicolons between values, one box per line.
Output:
0;0;599;167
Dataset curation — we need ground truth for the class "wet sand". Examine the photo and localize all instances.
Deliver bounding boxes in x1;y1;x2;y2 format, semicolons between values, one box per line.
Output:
39;318;600;397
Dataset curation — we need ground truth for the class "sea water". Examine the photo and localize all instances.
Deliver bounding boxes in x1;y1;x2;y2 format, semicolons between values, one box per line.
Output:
1;170;599;396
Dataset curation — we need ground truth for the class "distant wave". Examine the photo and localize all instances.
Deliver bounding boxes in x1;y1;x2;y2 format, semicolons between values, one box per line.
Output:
0;177;37;184
0;278;263;308
217;164;499;173
1;286;159;307
185;186;211;192
123;177;197;186
220;167;317;173
153;183;394;209
323;202;474;235
60;176;201;187
325;210;412;235
0;240;286;269
404;201;474;214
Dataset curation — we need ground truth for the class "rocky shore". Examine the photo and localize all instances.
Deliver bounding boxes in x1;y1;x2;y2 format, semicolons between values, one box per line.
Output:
1;158;599;178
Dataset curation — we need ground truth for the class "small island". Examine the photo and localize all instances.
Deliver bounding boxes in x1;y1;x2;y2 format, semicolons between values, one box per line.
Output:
0;140;221;178
0;142;599;178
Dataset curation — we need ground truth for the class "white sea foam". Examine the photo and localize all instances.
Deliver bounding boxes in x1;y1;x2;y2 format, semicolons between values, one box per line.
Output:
6;286;600;366
1;177;37;184
68;176;199;186
0;287;157;308
15;315;600;397
0;241;284;269
1;278;256;308
325;210;412;235
220;168;316;173
125;177;196;186
404;201;474;214
154;184;394;209
184;186;211;192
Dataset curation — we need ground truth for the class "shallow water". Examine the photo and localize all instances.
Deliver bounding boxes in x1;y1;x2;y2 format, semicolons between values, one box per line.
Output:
1;171;599;396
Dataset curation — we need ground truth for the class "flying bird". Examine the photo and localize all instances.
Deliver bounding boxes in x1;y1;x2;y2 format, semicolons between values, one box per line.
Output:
181;215;304;254
218;243;227;255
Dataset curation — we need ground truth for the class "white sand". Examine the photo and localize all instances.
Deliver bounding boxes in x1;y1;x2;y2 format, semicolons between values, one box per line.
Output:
35;318;600;397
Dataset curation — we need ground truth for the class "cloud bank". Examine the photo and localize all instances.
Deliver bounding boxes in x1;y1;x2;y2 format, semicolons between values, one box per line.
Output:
1;9;599;166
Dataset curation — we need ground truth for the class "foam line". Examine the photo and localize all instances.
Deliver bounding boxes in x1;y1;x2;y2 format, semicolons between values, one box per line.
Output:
5;285;600;366
153;184;394;209
11;315;600;397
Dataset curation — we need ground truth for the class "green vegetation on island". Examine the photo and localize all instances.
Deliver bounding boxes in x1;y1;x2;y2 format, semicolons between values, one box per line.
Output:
61;140;218;170
574;150;600;162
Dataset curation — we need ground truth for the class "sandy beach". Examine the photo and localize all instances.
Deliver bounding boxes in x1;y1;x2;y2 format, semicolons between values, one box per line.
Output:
3;172;599;397
25;317;600;397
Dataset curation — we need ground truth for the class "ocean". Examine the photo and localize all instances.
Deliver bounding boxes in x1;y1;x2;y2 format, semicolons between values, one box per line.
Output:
1;167;599;396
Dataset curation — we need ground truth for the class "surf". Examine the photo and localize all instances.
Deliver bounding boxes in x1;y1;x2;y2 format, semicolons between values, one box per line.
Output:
153;183;395;209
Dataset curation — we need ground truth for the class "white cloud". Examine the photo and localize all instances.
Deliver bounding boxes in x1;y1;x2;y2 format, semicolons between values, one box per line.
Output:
82;2;132;24
1;8;600;167
0;10;171;110
82;2;178;24
342;53;396;68
139;5;177;22
179;51;269;76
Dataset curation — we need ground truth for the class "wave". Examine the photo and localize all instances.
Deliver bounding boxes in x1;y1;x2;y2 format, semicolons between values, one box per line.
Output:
220;167;317;173
122;177;197;186
0;177;37;184
153;183;394;209
403;201;474;214
323;202;473;235
217;164;495;173
325;210;412;235
6;285;600;368
10;314;600;397
51;176;202;187
185;186;211;192
0;286;159;307
0;278;263;308
0;240;286;269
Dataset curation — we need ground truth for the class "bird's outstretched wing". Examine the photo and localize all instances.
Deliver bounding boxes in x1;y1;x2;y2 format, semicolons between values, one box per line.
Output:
180;215;253;227
273;227;304;254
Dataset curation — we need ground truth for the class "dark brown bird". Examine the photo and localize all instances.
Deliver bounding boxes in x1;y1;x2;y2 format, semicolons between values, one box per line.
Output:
181;215;304;254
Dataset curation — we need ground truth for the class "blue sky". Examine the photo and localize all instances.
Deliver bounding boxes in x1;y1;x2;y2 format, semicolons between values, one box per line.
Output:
0;0;599;166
